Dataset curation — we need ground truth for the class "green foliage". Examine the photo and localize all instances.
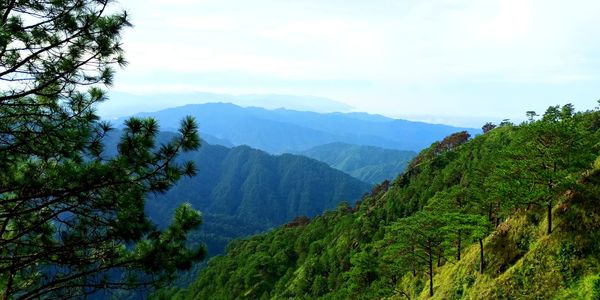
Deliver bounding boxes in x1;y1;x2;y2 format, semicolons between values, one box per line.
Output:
0;1;206;298
557;241;583;283
301;142;416;184
174;104;600;299
142;140;371;261
148;143;370;228
593;275;600;300
0;0;130;102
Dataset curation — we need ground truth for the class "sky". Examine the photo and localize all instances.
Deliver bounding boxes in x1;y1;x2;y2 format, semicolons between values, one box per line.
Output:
107;0;600;127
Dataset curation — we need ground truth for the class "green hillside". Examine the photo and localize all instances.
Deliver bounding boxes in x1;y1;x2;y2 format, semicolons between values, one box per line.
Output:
157;104;600;299
145;142;372;256
98;131;370;258
301;142;416;184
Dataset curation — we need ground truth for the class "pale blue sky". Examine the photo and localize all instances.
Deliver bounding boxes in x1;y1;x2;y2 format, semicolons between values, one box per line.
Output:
108;0;600;126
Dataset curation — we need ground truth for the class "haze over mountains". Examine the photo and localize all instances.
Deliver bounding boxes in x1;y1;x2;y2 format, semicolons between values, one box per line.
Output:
100;92;353;119
114;102;479;154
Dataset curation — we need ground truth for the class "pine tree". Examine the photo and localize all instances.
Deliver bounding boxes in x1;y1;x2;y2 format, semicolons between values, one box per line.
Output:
0;1;205;298
497;104;594;235
387;212;449;297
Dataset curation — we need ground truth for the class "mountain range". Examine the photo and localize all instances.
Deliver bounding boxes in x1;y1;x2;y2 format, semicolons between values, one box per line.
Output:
99;92;353;119
113;102;479;154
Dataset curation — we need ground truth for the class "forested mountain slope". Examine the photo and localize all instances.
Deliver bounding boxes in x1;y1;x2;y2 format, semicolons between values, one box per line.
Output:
101;131;370;257
301;142;416;184
157;104;600;299
150;143;371;224
139;139;370;256
116;103;478;153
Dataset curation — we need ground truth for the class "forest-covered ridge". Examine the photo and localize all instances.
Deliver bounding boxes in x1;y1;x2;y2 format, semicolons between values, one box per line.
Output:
155;103;600;299
147;140;372;256
100;131;371;257
300;142;416;184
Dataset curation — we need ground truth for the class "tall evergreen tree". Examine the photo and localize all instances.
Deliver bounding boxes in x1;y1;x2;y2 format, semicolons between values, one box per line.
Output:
0;1;205;299
387;212;449;297
498;104;594;234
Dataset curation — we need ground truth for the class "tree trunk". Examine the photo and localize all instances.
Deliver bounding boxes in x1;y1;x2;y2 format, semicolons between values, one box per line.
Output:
437;246;442;267
456;230;462;261
429;248;434;297
495;201;501;227
547;201;552;235
479;238;484;274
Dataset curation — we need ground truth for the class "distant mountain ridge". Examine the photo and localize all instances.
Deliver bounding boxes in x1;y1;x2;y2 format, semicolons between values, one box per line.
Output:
114;102;479;153
300;142;416;184
99;92;353;119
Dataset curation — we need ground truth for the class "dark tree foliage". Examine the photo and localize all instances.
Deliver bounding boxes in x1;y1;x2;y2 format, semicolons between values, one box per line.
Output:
0;0;128;102
436;131;471;153
284;216;311;228
482;122;496;134
0;1;205;299
407;131;471;172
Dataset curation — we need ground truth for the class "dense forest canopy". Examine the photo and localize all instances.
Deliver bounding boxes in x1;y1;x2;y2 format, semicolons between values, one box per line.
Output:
162;103;600;300
137;137;371;257
300;142;416;184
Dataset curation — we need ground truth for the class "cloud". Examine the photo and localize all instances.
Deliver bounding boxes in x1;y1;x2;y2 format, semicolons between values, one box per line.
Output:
112;0;600;122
